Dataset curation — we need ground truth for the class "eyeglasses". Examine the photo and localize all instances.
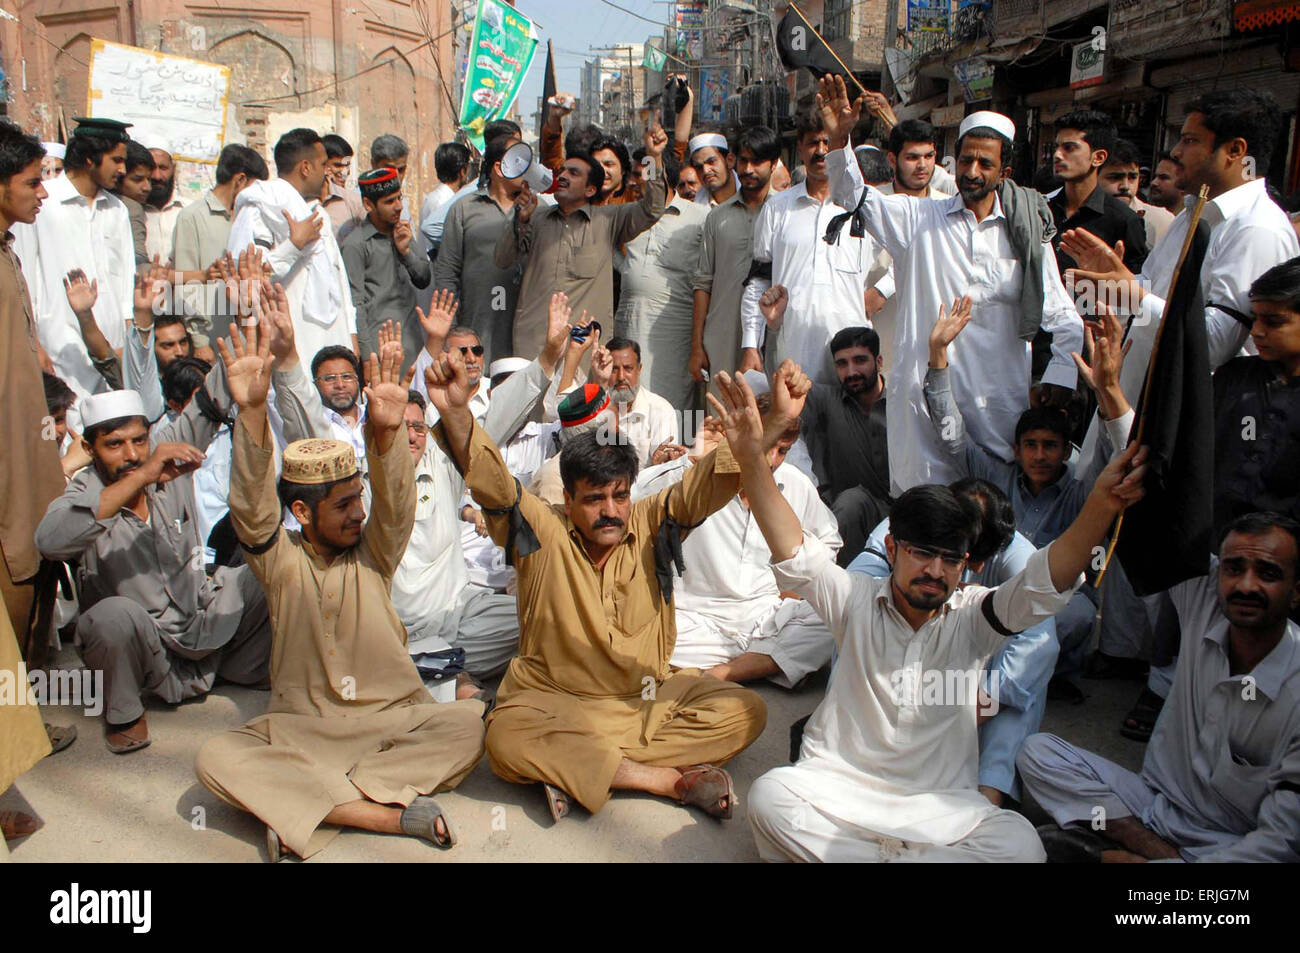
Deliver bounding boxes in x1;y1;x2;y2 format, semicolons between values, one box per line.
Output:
457;345;485;357
895;540;967;570
315;373;357;385
407;421;428;435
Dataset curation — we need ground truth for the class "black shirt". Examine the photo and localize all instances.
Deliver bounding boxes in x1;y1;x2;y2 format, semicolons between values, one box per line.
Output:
1047;183;1149;275
1213;356;1300;532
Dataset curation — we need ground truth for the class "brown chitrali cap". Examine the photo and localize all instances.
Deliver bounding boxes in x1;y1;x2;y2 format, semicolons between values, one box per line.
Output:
282;438;358;485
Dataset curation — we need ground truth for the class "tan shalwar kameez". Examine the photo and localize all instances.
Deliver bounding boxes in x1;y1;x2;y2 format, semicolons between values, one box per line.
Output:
436;419;766;814
195;415;485;858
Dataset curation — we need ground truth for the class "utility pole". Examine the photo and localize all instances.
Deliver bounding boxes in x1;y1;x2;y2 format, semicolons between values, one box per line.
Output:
882;0;899;99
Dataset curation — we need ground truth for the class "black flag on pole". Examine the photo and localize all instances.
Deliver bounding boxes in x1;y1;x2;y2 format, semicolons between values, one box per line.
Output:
1114;220;1215;596
775;7;847;81
538;41;557;140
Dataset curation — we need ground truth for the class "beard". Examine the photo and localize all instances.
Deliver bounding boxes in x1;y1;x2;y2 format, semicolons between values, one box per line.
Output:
899;576;952;610
147;175;175;208
842;370;879;395
611;382;638;405
322;391;358;414
958;176;997;203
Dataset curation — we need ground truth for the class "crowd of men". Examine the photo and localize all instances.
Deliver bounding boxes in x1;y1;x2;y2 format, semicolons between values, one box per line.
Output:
1;71;1298;864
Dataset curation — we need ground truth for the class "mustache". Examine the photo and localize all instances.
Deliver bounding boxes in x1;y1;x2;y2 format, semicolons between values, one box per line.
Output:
909;575;946;588
114;460;142;477
1227;594;1268;608
592;517;625;530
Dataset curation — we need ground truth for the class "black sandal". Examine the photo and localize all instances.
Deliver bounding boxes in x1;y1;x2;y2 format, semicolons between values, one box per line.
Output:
1120;687;1165;742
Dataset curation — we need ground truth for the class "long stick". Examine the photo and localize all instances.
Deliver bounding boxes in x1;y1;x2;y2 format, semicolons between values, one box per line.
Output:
1094;183;1211;587
787;1;869;96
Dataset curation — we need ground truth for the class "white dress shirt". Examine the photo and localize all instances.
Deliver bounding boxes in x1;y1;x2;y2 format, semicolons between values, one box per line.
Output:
827;143;1083;494
12;173;135;397
144;196;186;263
227;178;357;369
767;532;1080;844
1129;196;1174;248
741;180;878;382
616;386;681;466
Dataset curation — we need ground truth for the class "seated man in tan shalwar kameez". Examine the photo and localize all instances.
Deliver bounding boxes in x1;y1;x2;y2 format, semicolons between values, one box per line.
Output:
424;350;808;823
195;309;485;861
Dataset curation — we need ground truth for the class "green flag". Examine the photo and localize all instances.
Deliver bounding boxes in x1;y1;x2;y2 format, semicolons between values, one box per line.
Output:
643;45;667;71
458;0;539;151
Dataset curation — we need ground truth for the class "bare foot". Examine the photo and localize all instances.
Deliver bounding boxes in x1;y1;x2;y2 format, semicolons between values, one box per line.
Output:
455;672;482;700
978;785;1003;807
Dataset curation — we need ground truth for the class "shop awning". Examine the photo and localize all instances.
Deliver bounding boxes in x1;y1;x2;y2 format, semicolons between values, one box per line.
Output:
1234;0;1300;29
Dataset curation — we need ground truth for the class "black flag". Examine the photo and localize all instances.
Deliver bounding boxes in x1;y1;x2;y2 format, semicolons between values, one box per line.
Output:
775;7;847;81
1115;220;1215;595
538;41;557;140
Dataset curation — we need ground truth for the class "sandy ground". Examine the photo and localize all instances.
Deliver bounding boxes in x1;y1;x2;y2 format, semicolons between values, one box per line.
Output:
4;647;1150;863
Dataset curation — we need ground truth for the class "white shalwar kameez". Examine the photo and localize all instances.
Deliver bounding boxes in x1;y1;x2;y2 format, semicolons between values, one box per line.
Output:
633;459;841;688
748;532;1080;862
826;144;1083;495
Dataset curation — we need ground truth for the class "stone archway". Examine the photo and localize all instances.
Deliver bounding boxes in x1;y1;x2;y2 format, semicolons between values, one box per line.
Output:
206;30;298;156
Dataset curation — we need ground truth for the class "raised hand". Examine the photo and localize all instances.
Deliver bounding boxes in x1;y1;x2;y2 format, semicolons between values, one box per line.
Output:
928;295;973;367
423;348;474;418
515;183;539;224
708;370;766;463
257;280;295;366
688;413;725;460
363;343;418;433
861;90;898;130
545;292;575;367
1091;441;1148;514
1074;299;1132;420
417;288;459;348
769;359;811;434
588;337;614;389
815;73;864;150
133;256;169;320
283;208;324;250
205;252;233;283
376;319;403;359
1062;230;1141;314
393;220;414;258
759;284;789;329
63;269;98;315
142;441;206;485
644;120;668;160
217;319;274;410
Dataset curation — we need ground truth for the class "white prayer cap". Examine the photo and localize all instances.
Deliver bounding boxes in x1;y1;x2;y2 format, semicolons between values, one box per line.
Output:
958;110;1016;143
854;144;883;154
489;357;531;378
741;369;770;397
80;390;146;429
688;132;729;156
42;142;66;160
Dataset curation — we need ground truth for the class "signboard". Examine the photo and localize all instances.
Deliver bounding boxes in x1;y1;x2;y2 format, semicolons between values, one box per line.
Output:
1070;40;1106;89
457;0;539;151
699;67;733;123
87;39;230;163
907;0;951;32
952;57;994;102
675;1;705;59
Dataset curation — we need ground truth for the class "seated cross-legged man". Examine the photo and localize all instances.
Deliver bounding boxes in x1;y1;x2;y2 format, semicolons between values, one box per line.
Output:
633;393;841;688
35;363;273;754
423;350;792;823
707;368;1150;863
195;309;485;861
1020;512;1300;863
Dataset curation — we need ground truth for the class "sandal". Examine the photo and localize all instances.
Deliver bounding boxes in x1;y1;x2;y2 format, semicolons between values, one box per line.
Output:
543;783;571;824
400;795;456;848
45;723;77;754
1120;687;1165;742
675;764;735;819
1083;651;1148;681
265;825;294;863
1;810;42;841
105;714;150;754
1036;824;1118;864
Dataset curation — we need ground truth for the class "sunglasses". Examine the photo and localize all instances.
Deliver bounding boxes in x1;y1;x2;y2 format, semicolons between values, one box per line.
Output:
895;539;967;570
457;345;485;357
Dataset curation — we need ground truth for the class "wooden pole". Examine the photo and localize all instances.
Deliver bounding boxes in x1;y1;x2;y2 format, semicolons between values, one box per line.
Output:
1093;183;1211;588
787;1;869;97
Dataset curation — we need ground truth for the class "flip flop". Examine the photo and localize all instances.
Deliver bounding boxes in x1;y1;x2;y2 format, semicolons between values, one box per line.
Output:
45;723;77;754
543;783;571;824
265;825;294;863
1;810;42;841
400;795;456;848
105;715;150;754
675;764;736;820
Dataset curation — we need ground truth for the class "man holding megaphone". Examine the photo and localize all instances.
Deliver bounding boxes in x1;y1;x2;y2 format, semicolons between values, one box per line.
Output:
494;123;668;361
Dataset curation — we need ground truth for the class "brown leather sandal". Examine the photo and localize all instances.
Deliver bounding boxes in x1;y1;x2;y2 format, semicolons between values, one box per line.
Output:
543;783;571;823
675;764;735;819
1;810;42;841
106;714;150;754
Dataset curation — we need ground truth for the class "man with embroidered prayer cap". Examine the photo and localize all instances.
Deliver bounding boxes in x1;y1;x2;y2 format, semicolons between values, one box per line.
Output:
195;321;485;861
35;371;274;754
818;76;1084;496
342;167;430;372
425;352;805;826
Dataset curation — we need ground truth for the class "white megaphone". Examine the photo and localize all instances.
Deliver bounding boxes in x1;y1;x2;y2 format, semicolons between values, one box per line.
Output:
500;141;553;193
